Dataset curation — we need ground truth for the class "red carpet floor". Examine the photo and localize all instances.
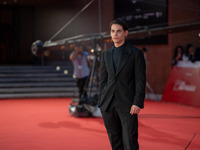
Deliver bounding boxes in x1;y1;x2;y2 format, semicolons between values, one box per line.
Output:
0;98;199;150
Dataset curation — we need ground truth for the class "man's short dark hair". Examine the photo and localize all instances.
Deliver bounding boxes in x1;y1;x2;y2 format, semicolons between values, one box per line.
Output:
110;19;129;31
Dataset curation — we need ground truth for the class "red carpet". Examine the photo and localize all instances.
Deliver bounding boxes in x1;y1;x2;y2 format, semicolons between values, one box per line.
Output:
0;98;199;150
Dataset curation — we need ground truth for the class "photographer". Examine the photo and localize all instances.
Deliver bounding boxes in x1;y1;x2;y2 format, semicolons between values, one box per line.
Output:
69;45;90;100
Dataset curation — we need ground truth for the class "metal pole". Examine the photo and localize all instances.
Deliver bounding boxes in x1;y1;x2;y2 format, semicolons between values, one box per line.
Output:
49;0;94;41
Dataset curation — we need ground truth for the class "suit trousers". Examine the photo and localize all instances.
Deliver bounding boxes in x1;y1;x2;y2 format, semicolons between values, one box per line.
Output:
100;96;139;150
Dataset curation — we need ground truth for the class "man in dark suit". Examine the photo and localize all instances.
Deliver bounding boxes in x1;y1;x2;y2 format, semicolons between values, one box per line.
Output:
98;19;146;150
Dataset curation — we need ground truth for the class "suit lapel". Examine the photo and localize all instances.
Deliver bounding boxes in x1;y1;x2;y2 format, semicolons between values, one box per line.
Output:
107;48;116;76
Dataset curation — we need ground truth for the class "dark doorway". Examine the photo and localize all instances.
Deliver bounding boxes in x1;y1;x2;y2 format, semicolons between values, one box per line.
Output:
0;6;34;65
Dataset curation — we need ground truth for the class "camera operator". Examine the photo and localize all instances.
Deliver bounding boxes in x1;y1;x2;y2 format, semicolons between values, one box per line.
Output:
69;45;90;100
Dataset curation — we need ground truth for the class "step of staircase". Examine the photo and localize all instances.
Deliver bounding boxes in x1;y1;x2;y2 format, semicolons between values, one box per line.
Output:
0;65;79;99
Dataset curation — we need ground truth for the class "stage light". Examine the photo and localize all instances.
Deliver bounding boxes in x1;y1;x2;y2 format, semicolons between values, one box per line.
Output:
91;49;94;53
198;33;200;37
31;40;43;56
56;66;60;71
64;70;68;74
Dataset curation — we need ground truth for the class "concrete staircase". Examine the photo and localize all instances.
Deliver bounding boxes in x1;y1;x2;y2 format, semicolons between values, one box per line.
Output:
0;64;79;99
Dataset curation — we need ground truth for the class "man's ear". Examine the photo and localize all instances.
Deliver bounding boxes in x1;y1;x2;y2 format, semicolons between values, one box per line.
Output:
125;30;128;37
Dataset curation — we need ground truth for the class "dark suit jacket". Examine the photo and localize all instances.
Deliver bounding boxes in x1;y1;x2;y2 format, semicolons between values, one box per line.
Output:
98;43;146;112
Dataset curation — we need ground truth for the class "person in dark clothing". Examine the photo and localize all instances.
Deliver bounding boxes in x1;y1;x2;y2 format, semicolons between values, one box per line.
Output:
185;44;196;63
195;47;200;61
171;45;184;66
98;19;146;150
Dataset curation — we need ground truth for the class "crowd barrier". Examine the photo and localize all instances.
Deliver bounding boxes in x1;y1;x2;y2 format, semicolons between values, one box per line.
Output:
162;61;200;107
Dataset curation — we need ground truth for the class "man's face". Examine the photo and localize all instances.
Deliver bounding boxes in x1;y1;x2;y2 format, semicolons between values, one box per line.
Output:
75;46;83;54
189;46;194;54
110;24;128;46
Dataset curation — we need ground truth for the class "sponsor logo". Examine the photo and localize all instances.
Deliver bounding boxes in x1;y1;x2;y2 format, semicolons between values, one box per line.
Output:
173;80;196;92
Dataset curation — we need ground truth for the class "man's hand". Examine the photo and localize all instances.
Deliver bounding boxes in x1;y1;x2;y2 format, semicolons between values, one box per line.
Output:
130;105;140;115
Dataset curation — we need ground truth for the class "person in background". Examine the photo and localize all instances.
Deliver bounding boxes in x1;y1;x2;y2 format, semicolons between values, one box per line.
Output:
98;19;146;150
194;46;200;61
69;45;90;100
185;44;196;63
171;45;184;66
